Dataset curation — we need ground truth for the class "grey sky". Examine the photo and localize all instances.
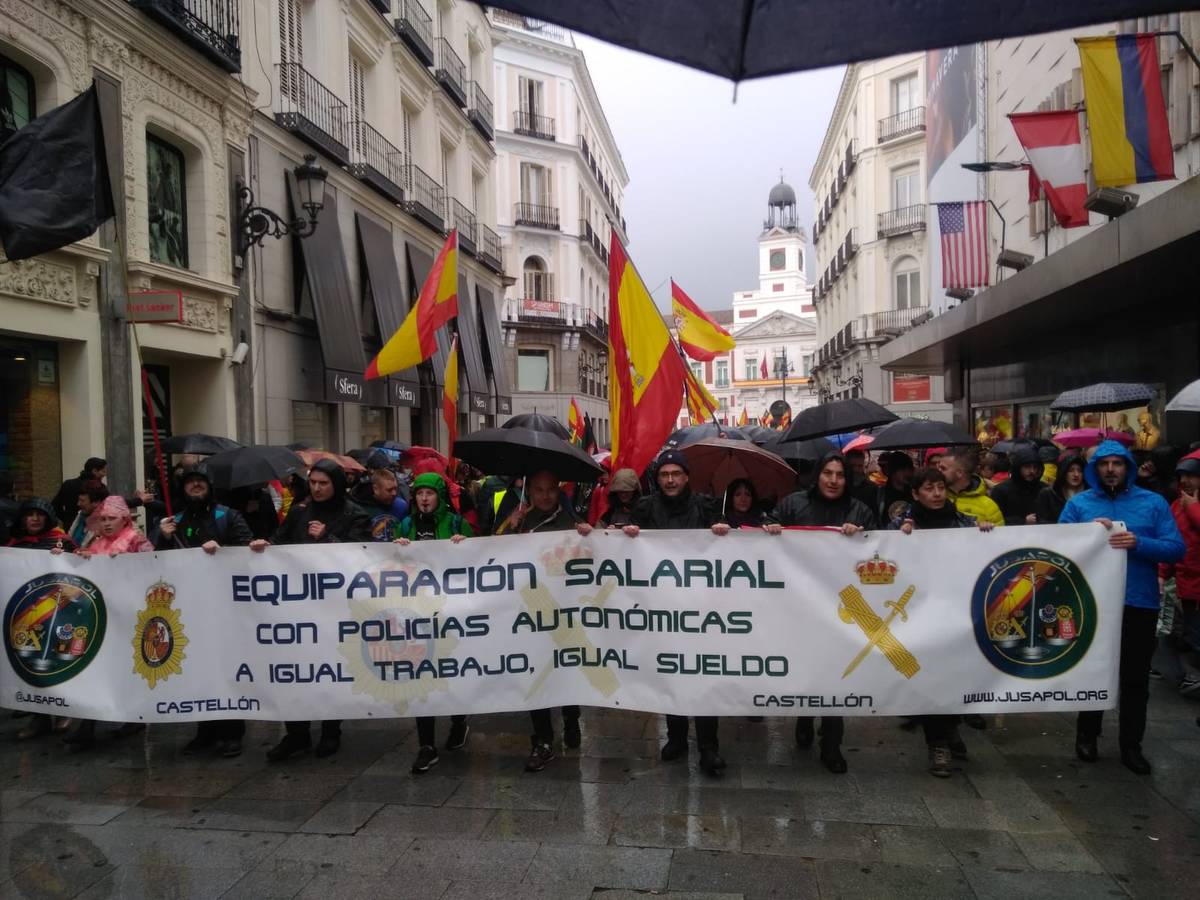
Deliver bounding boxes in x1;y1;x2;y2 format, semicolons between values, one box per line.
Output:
574;35;845;312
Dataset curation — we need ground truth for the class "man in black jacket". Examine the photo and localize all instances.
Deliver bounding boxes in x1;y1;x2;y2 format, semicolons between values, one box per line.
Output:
990;444;1044;525
625;450;730;775
157;466;254;756
251;459;371;761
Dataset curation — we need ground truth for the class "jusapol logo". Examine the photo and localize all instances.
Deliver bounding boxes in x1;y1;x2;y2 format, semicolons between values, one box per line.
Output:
971;549;1097;679
5;574;107;688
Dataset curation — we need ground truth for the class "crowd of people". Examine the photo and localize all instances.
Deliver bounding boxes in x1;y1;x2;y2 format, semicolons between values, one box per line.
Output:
3;431;1198;781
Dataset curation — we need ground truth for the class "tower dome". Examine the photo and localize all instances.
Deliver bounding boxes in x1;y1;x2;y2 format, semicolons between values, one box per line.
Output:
764;174;799;232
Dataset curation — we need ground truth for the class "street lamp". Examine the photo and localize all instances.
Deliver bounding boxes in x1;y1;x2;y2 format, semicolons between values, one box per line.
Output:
237;154;329;255
773;346;795;406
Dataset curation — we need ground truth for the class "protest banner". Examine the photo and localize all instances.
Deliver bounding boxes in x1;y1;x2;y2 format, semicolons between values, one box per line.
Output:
1;525;1123;723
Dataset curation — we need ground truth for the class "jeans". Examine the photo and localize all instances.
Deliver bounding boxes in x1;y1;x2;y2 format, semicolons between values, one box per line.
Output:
665;715;719;751
1077;605;1158;749
530;706;580;744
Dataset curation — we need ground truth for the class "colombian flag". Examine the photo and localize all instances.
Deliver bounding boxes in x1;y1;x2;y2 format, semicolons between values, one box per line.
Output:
366;230;459;379
567;397;584;445
609;236;688;475
1076;35;1174;187
683;360;719;424
671;280;735;362
442;335;459;467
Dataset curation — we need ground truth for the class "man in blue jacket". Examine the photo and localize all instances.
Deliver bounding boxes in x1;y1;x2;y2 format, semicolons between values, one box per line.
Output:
1059;440;1184;774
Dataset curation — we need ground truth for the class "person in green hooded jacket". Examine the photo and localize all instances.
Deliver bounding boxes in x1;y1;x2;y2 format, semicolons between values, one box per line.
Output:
394;471;474;773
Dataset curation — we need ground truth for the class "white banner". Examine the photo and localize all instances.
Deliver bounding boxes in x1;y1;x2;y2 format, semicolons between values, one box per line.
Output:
1;525;1123;723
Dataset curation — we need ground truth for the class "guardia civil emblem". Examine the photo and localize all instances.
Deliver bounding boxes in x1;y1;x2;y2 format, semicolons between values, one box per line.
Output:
971;549;1097;678
5;574;107;687
132;580;188;688
838;553;920;679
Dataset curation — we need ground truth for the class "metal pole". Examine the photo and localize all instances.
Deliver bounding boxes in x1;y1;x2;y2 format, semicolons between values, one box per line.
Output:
1043;195;1049;258
1155;30;1200;72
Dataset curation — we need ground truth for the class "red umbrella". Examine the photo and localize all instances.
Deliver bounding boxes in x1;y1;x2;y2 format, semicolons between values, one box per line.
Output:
1053;428;1134;449
400;446;449;470
843;433;874;452
679;437;796;502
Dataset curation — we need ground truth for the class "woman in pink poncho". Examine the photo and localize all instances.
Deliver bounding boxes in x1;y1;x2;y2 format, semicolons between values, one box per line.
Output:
54;495;152;750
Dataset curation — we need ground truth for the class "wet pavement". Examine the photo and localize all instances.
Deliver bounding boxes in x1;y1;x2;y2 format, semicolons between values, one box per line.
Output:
1;682;1198;899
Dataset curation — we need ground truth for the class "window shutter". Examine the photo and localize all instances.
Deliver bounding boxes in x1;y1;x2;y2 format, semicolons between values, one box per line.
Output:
401;107;412;189
348;56;366;157
279;0;303;100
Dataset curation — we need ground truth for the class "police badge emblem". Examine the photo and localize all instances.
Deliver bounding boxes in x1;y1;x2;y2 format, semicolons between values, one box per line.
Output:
132;580;188;688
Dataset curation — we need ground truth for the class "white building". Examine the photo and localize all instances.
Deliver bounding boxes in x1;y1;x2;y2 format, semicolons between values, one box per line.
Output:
490;11;627;445
672;181;819;429
808;53;952;421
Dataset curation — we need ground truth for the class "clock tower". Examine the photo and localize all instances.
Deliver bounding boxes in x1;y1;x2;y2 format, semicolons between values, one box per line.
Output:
758;175;809;299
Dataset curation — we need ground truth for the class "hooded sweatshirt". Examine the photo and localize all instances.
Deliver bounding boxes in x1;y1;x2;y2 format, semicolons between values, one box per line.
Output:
598;468;639;528
990;445;1045;526
1059;440;1184;609
269;459;371;545
154;468;253;550
396;472;473;541
773;452;877;529
1035;455;1085;524
5;498;76;551
1160;450;1200;601
86;496;153;555
947;473;1005;527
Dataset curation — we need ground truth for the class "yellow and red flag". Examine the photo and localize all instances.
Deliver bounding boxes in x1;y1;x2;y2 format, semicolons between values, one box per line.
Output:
442;334;459;468
683;360;720;424
671;280;735;362
365;230;459;379
609;236;688;475
567;396;584;445
738;407;749;427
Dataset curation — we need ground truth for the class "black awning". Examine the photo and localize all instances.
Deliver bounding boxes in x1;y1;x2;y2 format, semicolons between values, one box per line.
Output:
455;274;490;416
476;285;513;415
356;213;419;408
406;241;448;388
287;174;367;402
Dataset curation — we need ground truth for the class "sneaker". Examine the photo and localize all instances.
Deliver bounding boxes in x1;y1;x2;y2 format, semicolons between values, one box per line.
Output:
698;747;726;775
660;738;687;762
1074;735;1098;763
929;744;953;778
412;745;440;774
266;732;311;762
218;738;242;758
1149;668;1165;680
314;731;341;758
445;721;470;751
1120;746;1152;775
1179;677;1200;698
525;740;555;772
16;715;51;741
563;718;582;750
182;733;217;756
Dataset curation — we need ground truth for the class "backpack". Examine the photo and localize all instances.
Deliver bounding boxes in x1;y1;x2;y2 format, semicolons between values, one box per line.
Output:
174;505;230;544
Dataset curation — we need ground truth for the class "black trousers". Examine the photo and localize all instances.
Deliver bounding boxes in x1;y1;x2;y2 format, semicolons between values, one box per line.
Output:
416;715;466;748
196;719;245;741
1077;606;1157;749
530;706;580;743
797;716;844;746
921;715;958;746
285;720;341;738
665;714;719;751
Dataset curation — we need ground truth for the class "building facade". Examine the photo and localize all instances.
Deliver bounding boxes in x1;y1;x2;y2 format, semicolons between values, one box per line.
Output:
490;11;627;445
673;182;819;429
808;52;952;421
239;0;508;454
881;14;1200;448
0;0;254;497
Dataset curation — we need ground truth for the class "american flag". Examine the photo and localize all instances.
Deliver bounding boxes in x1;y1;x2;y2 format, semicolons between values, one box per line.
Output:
937;201;989;289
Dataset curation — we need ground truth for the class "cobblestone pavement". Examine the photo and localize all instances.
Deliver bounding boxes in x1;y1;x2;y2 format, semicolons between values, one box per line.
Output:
2;682;1198;899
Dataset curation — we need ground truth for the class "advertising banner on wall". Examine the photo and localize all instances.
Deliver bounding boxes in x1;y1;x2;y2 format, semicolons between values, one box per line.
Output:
2;527;1122;723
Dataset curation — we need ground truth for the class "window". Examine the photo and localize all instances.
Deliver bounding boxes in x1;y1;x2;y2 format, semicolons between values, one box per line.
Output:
715;359;729;387
278;0;304;101
147;134;188;268
517;349;550;392
690;362;703;382
772;283;784;292
348;54;366;157
522;256;551;300
893;166;920;208
401;106;413;187
441;143;452;195
802;353;813;377
891;73;918;114
744;357;758;381
519;162;551;205
518;75;544;116
894;259;921;310
1;53;35;142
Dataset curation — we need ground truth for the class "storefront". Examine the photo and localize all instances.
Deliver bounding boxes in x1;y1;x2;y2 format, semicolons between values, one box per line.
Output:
0;337;63;498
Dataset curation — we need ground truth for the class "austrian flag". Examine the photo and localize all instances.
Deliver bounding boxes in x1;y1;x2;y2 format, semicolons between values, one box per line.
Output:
1008;111;1089;228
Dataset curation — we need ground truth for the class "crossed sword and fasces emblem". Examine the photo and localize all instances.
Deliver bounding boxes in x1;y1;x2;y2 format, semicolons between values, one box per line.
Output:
837;584;920;679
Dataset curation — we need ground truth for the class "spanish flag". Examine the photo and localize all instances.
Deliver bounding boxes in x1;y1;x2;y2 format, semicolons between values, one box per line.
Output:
1076;35;1175;187
671;280;735;362
683;359;719;424
567;396;584;445
365;230;459;379
609;236;688;475
442;334;459;466
738;407;749;428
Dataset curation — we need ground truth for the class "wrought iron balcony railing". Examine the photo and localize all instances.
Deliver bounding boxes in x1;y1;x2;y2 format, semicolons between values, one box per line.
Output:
479;224;503;273
514;109;555;141
877;106;926;143
275;63;350;164
402;163;446;233
435;37;467;107
450;198;478;255
131;0;241;72
877;204;927;238
514;201;559;230
467;81;493;141
395;0;434;67
348;119;405;204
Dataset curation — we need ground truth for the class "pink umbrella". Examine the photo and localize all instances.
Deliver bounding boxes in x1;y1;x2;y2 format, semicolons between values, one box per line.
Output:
1053;428;1134;449
842;433;874;452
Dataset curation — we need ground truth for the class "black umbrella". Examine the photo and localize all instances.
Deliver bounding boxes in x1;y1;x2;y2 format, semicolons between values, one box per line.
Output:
203;446;304;490
1051;383;1155;413
502;413;572;440
159;433;243;455
742;425;774;445
487;2;1152;82
782;398;898;442
761;434;836;464
453;427;604;482
865;419;978;451
286;441;313;451
665;423;748;448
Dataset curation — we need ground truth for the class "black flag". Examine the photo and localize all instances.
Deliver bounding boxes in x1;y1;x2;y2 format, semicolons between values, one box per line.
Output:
582;413;598;455
0;83;114;261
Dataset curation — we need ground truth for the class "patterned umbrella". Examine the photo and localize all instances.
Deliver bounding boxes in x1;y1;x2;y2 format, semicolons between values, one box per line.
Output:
1050;383;1155;413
